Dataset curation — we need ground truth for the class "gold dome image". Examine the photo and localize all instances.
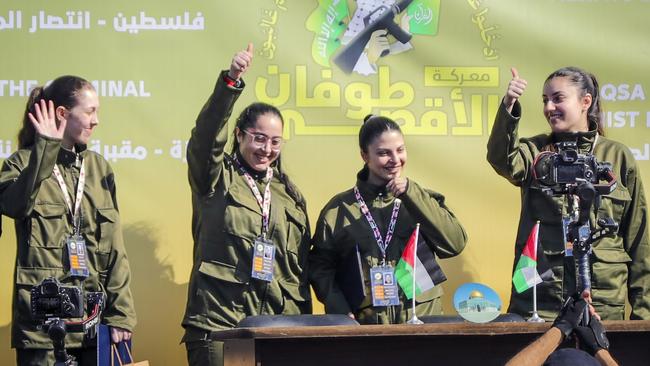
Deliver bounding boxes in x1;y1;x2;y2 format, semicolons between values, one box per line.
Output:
469;290;484;299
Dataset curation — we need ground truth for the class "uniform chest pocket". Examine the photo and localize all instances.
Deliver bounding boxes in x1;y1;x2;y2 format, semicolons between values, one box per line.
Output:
598;186;631;229
96;207;119;253
223;187;263;240
284;206;307;255
30;203;68;248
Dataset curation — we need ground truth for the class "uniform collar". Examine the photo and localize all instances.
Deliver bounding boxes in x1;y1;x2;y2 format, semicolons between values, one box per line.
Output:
355;167;393;201
550;121;599;153
57;144;87;167
234;151;272;182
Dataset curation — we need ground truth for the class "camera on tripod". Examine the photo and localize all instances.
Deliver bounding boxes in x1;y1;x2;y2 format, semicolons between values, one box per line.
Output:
31;277;84;320
30;277;105;365
532;140;618;326
533;141;614;193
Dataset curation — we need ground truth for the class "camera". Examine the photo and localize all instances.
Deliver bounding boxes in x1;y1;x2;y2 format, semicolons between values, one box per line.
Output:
532;141;618;326
31;277;84;320
533;141;613;192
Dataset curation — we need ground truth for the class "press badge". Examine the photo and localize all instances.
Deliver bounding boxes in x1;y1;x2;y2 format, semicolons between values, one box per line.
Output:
251;237;275;282
370;266;400;307
66;234;89;278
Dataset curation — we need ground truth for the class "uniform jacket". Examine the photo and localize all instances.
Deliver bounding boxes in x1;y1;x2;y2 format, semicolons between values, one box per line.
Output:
487;101;650;320
0;136;136;348
181;71;312;339
309;169;467;324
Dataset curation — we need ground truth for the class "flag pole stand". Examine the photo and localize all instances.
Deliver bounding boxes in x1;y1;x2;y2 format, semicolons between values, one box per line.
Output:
406;224;424;325
527;282;545;323
406;318;424;324
406;284;424;324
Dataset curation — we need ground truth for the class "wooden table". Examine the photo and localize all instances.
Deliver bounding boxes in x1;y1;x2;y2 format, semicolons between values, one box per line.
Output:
212;320;650;365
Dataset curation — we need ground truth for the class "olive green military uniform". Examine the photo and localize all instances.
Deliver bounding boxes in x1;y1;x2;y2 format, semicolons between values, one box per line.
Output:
0;135;136;364
309;169;467;324
181;72;312;364
487;101;650;320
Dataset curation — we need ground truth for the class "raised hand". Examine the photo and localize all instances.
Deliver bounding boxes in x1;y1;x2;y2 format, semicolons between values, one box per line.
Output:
228;43;254;81
503;67;527;113
28;99;66;140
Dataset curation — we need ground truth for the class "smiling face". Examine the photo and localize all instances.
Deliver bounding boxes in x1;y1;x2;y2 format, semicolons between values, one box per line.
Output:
543;76;592;133
236;112;283;171
361;130;407;185
58;87;100;148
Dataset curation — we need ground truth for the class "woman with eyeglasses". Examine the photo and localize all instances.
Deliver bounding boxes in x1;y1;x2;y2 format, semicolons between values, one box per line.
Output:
181;44;312;366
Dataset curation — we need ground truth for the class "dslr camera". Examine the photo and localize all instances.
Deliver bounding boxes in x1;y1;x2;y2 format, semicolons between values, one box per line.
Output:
534;141;614;193
31;277;84;320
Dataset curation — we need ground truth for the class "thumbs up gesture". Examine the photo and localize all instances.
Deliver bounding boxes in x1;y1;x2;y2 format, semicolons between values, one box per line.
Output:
504;67;527;113
228;43;254;81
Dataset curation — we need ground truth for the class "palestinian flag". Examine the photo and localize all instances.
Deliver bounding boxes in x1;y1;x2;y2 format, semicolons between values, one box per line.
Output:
512;222;553;293
395;225;447;300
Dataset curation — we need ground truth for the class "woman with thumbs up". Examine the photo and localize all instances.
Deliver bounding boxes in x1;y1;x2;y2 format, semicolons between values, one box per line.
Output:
487;66;650;321
181;44;312;366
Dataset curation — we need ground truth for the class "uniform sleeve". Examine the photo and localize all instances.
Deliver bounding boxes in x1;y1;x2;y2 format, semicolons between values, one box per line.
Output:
0;135;61;218
622;161;650;320
187;70;244;196
101;164;137;331
399;181;467;258
308;213;352;315
486;100;534;187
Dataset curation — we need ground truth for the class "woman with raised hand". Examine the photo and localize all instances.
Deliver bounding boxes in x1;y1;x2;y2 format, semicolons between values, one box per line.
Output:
487;66;650;320
181;44;312;366
309;115;467;324
0;76;136;365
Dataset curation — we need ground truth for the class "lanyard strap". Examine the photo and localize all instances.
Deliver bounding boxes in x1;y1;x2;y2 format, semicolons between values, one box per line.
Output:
233;156;273;237
353;186;401;262
52;158;86;231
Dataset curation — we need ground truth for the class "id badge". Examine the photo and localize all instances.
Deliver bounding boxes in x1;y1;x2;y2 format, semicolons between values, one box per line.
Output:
370;266;400;307
251;237;275;282
66;234;89;278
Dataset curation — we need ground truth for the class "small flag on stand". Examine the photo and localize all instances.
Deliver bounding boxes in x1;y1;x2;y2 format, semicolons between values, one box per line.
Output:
512;222;552;293
395;225;447;300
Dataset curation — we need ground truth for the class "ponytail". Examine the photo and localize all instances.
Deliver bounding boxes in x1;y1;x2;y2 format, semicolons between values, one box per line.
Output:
17;86;45;149
16;75;93;149
545;66;605;136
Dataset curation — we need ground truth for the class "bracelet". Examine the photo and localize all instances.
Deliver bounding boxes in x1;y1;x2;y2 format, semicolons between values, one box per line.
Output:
224;74;241;88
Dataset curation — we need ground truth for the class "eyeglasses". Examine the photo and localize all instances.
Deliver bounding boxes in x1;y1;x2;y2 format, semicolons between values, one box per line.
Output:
242;129;283;151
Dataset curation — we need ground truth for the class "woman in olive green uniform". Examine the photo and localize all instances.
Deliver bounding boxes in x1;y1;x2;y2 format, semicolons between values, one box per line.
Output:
309;115;467;324
181;44;311;365
0;76;136;365
487;66;650;320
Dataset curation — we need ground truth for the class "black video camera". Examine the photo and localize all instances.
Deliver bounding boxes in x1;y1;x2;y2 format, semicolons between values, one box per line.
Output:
533;141;614;194
31;277;84;320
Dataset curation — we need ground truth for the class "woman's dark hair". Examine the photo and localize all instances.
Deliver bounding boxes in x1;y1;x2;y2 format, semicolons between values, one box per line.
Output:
358;115;404;179
230;102;307;216
545;66;604;136
18;75;94;148
358;114;403;153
